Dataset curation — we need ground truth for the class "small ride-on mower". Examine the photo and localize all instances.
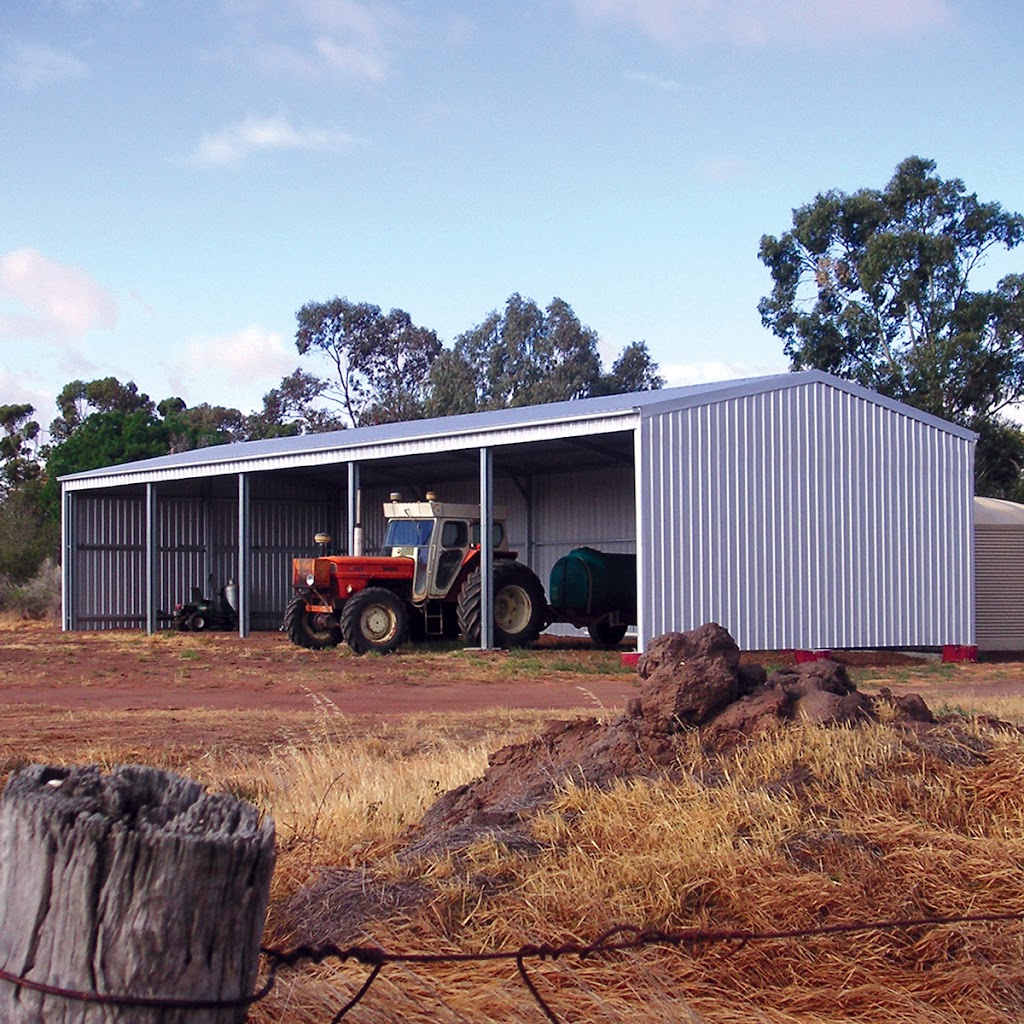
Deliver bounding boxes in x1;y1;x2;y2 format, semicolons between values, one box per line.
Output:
172;579;239;632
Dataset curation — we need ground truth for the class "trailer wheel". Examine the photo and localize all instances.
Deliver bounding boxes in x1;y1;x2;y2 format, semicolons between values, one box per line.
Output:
340;587;409;655
284;595;341;650
588;621;628;648
458;561;546;649
187;611;207;633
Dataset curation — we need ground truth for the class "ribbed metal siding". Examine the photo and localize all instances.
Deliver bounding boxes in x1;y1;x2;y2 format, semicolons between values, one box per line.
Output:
975;527;1024;651
250;499;336;628
531;465;635;577
159;498;207;623
531;465;637;637
74;493;337;631
73;496;146;628
638;381;974;650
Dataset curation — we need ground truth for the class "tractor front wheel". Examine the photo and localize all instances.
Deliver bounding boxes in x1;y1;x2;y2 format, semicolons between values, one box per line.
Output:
457;561;547;649
340;587;409;655
284;595;342;650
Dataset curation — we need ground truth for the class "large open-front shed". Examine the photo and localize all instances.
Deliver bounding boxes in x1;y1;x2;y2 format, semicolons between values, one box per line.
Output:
60;370;977;652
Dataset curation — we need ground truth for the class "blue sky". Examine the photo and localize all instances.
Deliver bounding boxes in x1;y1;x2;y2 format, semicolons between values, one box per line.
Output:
2;0;1022;432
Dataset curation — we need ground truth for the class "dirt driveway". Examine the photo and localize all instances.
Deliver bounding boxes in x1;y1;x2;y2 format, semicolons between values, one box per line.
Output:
0;625;641;766
3;623;1024;766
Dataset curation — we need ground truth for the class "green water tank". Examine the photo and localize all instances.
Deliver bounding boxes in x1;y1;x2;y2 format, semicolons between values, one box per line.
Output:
548;547;637;617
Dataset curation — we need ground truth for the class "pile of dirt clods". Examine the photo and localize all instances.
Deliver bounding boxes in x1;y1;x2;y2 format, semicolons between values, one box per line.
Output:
283;623;992;945
417;622;936;837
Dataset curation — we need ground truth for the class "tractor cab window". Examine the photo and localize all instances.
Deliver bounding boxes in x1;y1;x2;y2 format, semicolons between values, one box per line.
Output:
470;521;505;548
384;519;434;552
434;519;469;593
384;519;434;596
440;520;468;549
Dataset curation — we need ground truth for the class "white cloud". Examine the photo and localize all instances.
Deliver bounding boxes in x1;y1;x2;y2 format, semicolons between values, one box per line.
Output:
571;0;953;47
0;249;117;341
312;35;388;81
2;42;88;91
189;113;356;166
625;70;684;93
182;325;295;380
227;0;402;83
0;367;56;423
696;156;750;183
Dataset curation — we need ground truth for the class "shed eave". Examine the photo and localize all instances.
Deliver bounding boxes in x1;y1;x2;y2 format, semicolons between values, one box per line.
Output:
60;406;642;491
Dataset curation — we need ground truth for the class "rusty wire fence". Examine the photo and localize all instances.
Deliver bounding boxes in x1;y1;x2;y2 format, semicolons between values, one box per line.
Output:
1;910;1022;1023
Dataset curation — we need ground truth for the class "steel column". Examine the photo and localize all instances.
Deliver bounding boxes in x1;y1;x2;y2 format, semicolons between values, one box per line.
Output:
348;462;363;556
61;487;75;631
145;483;158;634
633;424;647;653
238;472;251;637
479;447;494;650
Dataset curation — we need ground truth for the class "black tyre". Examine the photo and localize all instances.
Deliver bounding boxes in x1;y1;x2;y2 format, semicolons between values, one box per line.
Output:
284;594;341;650
457;561;547;649
187;611;207;632
340;587;409;654
588;620;628;648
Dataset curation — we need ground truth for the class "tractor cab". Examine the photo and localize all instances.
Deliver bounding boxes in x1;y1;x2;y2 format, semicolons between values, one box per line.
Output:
381;492;508;601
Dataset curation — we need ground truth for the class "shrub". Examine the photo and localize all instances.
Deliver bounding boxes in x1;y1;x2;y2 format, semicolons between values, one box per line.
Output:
0;557;62;621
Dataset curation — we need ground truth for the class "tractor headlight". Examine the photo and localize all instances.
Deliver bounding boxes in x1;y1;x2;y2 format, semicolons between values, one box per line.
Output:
306;573;316;587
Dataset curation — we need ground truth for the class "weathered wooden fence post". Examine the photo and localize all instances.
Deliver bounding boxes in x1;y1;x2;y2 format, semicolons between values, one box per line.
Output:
0;764;275;1023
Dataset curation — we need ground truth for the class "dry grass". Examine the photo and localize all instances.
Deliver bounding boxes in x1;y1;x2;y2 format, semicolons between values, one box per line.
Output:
246;713;1024;1024
223;698;553;903
6;629;1024;1022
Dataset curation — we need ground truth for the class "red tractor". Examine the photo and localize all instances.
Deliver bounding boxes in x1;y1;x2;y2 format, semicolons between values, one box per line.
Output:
283;493;547;654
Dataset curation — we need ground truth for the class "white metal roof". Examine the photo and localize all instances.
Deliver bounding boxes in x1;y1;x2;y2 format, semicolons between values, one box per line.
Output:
61;370;976;491
974;496;1024;527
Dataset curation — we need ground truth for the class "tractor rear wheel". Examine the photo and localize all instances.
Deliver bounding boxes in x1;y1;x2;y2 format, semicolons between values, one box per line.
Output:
284;595;341;650
340;587;409;655
457;560;546;649
588;621;628;648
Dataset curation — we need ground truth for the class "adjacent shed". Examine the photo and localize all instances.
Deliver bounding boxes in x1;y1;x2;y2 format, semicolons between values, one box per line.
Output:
974;496;1024;652
60;370;977;652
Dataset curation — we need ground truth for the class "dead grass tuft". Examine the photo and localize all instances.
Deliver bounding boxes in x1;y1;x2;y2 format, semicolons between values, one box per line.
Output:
253;718;1024;1023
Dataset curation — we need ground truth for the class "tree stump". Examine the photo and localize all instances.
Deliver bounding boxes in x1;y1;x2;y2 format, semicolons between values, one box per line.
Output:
0;764;275;1023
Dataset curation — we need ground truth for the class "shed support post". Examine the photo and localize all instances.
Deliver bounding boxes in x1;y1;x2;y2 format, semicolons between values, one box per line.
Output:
238;472;251;638
61;488;75;632
633;425;646;654
479;447;494;650
145;483;158;634
348;462;363;556
202;485;213;594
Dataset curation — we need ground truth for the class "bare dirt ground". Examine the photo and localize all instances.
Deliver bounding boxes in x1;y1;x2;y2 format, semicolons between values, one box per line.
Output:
3;622;1024;767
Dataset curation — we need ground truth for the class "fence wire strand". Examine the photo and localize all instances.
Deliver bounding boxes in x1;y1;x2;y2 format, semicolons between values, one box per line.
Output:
0;910;1021;1022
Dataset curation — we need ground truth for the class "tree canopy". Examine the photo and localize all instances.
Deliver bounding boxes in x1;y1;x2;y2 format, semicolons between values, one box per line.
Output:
0;292;665;584
295;298;441;427
452;294;603;409
758;155;1024;495
292;292;664;422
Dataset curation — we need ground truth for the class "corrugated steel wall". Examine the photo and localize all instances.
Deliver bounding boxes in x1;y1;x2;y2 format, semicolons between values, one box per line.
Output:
530;465;637;637
638;381;975;650
73;496;147;628
975;527;1024;651
71;489;336;630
